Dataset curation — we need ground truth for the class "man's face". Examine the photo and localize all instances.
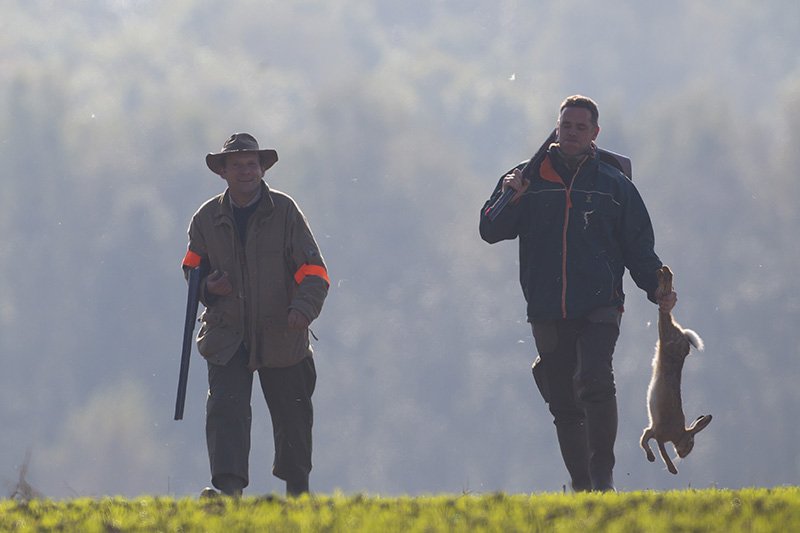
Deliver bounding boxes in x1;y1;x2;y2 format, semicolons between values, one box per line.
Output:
556;106;599;157
219;152;264;202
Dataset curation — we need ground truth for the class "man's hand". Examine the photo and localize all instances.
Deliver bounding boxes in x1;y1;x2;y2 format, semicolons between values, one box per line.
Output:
288;309;310;330
655;287;677;313
206;270;233;296
502;168;530;204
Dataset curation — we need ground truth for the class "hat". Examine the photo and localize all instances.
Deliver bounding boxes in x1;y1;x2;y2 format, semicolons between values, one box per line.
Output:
206;133;278;175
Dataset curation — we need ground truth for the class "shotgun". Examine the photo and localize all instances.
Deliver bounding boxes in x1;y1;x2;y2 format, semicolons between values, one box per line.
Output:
482;132;632;222
483;129;557;222
174;266;201;420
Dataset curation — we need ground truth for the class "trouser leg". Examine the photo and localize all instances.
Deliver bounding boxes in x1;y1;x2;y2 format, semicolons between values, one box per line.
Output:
531;321;591;492
575;308;621;492
258;356;316;495
206;345;252;492
555;421;592;492
583;397;618;491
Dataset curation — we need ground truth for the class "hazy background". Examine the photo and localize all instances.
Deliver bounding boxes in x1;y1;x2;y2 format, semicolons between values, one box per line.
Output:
1;0;798;498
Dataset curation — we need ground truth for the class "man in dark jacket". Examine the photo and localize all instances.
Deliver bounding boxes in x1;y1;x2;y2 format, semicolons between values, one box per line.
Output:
479;95;676;492
182;133;329;497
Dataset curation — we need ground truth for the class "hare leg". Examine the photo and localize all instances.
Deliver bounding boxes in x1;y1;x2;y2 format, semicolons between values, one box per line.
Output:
640;427;656;462
657;440;678;475
657;265;673;292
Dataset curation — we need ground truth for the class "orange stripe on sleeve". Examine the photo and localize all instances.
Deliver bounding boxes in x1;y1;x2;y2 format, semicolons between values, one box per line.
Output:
294;264;330;286
182;250;202;269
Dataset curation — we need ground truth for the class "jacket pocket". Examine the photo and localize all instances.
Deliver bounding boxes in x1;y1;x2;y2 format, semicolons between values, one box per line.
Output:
577;194;620;237
586;306;622;327
260;318;309;366
197;309;241;360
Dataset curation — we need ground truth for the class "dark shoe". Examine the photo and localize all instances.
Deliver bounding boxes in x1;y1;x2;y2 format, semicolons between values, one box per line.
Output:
214;474;245;497
555;421;592;492
200;487;219;498
286;476;309;497
594;483;616;493
201;486;243;498
584;398;618;492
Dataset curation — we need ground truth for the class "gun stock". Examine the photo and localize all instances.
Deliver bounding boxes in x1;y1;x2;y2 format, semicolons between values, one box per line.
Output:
174;267;201;421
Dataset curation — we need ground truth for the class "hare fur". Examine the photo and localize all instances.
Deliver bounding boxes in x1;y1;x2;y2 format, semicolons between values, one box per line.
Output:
640;265;711;474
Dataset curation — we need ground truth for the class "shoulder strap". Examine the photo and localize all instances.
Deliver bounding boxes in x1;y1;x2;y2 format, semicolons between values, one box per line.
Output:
597;148;632;179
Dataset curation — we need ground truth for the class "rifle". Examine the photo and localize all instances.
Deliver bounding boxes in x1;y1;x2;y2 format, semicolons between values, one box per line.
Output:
174;266;201;420
482;131;632;222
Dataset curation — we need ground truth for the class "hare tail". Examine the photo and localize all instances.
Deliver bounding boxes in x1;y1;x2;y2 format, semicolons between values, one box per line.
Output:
683;329;704;351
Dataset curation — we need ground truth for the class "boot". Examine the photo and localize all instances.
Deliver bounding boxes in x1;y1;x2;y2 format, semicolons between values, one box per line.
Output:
286;475;309;497
584;398;618;492
555;421;592;492
214;474;244;497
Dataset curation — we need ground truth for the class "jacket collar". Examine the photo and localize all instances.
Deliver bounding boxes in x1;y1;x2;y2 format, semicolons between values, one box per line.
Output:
213;180;275;222
541;146;599;185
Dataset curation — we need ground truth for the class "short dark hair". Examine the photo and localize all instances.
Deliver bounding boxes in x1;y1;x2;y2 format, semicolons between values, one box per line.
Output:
560;95;599;125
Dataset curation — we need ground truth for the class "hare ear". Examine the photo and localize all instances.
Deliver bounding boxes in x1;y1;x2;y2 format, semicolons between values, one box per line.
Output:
687;414;712;435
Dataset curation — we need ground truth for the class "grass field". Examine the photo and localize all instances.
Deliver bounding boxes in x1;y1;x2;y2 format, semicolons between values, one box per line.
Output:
1;486;797;532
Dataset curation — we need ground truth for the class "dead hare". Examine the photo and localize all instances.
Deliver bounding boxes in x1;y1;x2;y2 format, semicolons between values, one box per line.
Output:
640;265;711;474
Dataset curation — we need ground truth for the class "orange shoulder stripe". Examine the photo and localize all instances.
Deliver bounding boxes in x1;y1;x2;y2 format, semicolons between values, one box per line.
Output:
294;264;330;286
182;249;202;269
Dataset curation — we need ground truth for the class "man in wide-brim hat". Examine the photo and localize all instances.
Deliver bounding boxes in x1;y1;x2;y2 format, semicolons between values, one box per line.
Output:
182;132;330;498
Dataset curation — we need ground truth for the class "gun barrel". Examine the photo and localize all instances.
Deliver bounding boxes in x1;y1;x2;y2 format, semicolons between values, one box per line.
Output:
484;187;516;221
174;267;201;420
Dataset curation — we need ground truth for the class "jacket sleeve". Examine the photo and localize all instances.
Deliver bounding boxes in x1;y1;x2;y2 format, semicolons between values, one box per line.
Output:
619;180;662;302
183;215;213;306
479;163;526;244
285;201;329;323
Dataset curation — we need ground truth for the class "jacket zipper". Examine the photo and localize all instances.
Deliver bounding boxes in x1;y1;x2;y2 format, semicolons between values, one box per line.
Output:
224;213;249;352
560;158;586;319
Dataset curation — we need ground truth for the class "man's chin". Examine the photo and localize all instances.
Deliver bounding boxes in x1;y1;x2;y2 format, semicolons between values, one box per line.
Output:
559;143;580;154
560;144;591;158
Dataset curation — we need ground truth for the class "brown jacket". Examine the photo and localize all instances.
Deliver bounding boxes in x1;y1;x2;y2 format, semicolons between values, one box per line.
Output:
183;181;329;370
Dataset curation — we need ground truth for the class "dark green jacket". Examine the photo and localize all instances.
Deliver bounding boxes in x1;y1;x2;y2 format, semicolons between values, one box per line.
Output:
183;181;329;369
480;149;661;321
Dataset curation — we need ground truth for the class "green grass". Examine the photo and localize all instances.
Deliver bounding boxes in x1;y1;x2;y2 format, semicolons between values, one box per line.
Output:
1;487;797;532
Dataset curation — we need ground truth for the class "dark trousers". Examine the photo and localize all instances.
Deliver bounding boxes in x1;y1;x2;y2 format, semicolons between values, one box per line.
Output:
530;307;621;490
530;307;621;421
206;345;316;490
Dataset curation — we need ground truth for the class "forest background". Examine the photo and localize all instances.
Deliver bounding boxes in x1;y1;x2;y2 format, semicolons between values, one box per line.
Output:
1;0;798;498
